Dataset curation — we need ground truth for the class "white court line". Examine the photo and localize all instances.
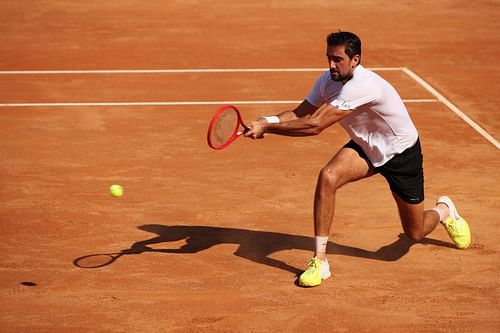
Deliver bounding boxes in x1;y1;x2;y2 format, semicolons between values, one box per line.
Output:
0;99;437;107
0;67;434;107
0;67;402;75
1;66;497;149
402;67;500;150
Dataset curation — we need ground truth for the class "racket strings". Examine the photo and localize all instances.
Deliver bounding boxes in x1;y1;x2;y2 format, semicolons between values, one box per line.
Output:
209;108;239;147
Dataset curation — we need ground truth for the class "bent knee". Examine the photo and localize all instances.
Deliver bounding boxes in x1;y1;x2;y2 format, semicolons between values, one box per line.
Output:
404;229;425;242
318;166;342;188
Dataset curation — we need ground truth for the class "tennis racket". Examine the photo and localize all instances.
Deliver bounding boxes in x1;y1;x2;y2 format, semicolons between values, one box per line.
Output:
207;104;249;150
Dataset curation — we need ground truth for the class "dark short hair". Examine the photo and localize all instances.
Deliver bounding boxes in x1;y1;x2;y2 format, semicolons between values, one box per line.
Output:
326;31;361;60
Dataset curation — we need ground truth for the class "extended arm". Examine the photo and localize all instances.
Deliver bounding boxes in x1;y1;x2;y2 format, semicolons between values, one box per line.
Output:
245;99;352;139
258;99;318;123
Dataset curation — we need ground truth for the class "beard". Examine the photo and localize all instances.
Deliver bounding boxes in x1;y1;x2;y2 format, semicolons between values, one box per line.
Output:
330;70;353;82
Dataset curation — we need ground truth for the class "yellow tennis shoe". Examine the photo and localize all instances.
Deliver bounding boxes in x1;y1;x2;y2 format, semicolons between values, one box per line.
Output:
298;257;331;287
437;196;471;249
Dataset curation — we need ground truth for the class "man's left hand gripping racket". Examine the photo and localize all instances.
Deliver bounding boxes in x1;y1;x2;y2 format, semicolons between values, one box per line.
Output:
207;104;249;150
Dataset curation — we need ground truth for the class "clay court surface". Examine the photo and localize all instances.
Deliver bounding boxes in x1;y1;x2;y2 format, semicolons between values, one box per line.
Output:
1;1;499;332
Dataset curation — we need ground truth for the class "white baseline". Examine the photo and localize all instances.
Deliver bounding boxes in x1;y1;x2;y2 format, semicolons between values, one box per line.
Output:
0;66;497;149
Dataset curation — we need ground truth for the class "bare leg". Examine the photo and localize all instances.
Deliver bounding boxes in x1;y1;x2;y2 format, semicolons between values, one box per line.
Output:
314;147;375;259
392;192;449;241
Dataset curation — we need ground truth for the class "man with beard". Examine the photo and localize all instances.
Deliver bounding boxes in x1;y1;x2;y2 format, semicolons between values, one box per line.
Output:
245;31;471;287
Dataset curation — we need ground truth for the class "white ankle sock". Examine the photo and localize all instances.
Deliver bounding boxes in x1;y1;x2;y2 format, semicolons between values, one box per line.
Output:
315;236;329;259
432;206;447;222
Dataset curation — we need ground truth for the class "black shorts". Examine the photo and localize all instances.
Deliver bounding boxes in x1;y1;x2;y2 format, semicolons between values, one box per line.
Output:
344;139;424;204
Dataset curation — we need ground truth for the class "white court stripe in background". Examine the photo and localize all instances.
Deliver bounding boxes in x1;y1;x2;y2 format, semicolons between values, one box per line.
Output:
0;99;437;107
0;67;402;75
401;67;500;150
0;66;497;149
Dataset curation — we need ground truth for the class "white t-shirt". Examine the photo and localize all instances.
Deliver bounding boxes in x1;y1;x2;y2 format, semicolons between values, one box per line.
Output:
306;64;419;167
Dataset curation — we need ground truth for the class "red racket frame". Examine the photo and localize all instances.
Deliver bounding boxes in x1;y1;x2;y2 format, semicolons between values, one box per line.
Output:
207;104;248;150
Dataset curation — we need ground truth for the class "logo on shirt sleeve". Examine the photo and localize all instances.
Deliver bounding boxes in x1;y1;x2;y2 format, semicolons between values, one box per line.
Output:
331;99;352;111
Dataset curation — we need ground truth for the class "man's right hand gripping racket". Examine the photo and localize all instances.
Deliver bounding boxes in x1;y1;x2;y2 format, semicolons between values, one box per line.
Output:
207;104;249;150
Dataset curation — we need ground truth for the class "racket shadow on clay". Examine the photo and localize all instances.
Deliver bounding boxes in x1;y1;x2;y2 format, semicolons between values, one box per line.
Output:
74;224;455;272
73;245;147;269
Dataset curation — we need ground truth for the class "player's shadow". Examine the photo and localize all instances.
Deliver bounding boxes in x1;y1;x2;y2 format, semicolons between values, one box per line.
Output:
87;224;454;275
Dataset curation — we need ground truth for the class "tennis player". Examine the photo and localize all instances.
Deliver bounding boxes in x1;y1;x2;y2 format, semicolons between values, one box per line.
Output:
244;31;471;287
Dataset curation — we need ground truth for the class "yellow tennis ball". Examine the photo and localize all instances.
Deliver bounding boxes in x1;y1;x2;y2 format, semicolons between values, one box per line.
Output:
109;184;124;197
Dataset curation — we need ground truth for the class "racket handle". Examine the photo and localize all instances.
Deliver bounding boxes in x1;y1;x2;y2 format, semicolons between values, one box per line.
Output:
237;125;251;136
